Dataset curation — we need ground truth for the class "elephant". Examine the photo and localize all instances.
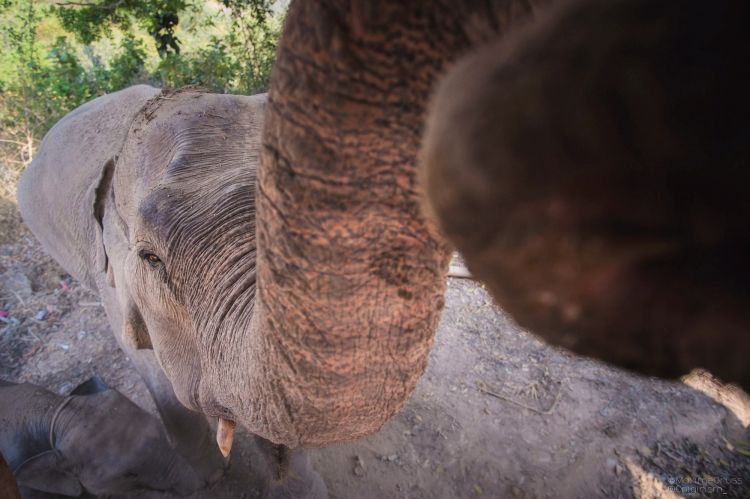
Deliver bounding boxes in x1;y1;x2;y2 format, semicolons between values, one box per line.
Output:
16;0;747;494
0;377;201;497
18;85;324;493
20;4;555;476
19;86;236;486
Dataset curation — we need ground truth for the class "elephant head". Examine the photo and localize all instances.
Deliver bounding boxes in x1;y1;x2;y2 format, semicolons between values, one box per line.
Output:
23;74;439;451
20;87;269;445
100;90;264;422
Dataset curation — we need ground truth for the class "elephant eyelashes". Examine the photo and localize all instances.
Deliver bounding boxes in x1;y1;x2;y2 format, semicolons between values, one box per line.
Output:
139;250;163;268
138;249;170;285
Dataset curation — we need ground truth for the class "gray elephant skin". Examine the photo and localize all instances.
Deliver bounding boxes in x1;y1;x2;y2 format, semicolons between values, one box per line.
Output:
17;86;264;485
0;377;201;497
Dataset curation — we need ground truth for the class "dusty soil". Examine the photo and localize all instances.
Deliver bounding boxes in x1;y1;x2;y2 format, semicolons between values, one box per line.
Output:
1;201;749;499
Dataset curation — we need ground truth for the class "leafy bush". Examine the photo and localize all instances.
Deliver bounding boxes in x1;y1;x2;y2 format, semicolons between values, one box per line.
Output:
54;0;192;55
0;0;283;200
106;34;149;90
158;39;239;92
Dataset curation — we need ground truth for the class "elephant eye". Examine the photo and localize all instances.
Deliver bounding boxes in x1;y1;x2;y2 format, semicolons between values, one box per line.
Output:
139;250;163;268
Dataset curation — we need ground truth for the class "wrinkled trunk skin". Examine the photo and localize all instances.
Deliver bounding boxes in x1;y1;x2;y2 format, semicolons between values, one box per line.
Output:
421;0;750;388
234;1;546;447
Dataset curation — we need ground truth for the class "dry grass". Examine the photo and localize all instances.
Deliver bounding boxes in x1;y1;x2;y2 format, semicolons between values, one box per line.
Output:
0;129;34;201
0;119;33;242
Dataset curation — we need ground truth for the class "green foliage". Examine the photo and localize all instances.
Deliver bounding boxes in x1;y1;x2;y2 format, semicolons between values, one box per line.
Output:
227;2;280;94
45;37;93;107
1;0;43;86
0;0;56;198
0;0;284;200
74;34;148;97
54;0;192;56
158;39;238;92
153;2;282;94
102;34;148;90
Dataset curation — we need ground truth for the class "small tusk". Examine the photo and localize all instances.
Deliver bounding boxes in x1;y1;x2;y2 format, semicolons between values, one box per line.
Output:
216;418;236;458
448;264;472;279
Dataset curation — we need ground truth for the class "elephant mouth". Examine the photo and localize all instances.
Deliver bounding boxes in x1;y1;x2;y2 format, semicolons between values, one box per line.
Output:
194;385;238;458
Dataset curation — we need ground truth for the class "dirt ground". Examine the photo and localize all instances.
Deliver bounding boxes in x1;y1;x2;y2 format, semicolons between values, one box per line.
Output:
1;200;749;499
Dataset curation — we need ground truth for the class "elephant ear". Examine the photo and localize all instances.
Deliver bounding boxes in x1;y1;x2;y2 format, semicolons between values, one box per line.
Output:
14;451;82;497
81;99;154;351
98;171;153;351
17;85;161;292
93;158;116;284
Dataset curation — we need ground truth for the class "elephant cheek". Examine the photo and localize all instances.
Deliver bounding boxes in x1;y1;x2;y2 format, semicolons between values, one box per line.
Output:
159;359;202;412
153;337;204;411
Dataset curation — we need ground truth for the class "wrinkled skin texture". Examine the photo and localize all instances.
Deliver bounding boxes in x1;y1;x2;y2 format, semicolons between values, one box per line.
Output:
18;0;551;456
255;0;549;447
12;0;605;472
421;0;750;388
0;378;201;497
13;1;561;492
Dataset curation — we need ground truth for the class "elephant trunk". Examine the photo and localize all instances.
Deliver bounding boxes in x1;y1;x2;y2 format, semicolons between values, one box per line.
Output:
231;0;543;447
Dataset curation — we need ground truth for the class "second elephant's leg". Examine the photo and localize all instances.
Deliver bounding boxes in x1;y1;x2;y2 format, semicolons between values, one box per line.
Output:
126;348;226;484
100;288;225;485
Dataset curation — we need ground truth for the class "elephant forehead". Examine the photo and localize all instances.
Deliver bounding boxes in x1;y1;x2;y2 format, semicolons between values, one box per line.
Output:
137;177;255;245
116;90;263;199
126;122;257;192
